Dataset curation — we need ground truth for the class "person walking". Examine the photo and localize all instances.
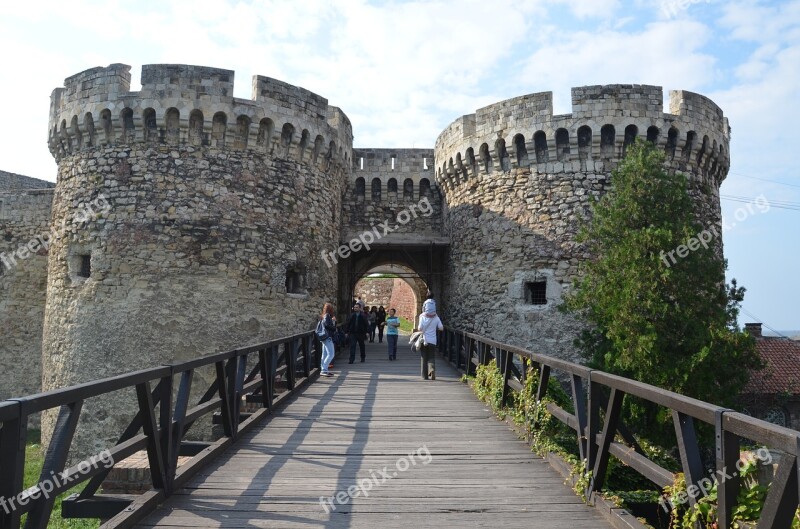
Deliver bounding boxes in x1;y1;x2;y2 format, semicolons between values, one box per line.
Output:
319;303;337;377
376;306;387;343
368;306;378;342
417;301;443;380
386;308;400;360
346;303;369;363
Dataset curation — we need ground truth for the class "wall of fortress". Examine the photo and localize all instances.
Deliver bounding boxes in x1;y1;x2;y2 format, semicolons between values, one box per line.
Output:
0;67;731;456
0;171;56;191
435;85;729;361
342;148;442;239
43;63;352;453
0;189;54;414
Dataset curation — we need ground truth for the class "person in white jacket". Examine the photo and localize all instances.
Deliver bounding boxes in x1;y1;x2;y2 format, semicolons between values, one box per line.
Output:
417;298;443;380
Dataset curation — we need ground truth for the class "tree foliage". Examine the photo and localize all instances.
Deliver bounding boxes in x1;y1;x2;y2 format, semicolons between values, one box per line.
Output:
564;140;760;435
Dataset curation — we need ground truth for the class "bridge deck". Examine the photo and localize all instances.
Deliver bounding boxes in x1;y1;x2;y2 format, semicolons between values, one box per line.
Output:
137;340;611;528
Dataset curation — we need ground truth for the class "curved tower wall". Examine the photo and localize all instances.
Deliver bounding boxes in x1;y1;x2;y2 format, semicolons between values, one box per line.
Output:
435;85;729;361
44;64;352;452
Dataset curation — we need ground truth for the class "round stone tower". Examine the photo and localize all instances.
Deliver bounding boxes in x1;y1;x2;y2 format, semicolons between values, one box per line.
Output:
434;85;729;362
44;64;351;450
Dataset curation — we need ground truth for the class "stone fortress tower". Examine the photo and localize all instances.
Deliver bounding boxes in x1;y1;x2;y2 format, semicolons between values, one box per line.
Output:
43;64;352;449
0;63;730;451
435;86;729;361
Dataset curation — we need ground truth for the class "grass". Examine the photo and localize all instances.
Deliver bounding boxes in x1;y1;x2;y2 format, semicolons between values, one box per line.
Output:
397;317;415;333
22;430;98;529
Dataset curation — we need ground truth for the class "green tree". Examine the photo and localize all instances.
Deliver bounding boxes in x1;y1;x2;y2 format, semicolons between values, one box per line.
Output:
564;140;760;436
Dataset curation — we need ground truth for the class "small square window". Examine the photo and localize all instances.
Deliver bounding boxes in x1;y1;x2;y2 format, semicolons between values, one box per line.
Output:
78;254;91;278
286;266;306;294
525;281;547;305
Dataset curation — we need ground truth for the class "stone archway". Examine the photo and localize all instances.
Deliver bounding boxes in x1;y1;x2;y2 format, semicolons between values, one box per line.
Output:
335;235;447;323
353;263;427;323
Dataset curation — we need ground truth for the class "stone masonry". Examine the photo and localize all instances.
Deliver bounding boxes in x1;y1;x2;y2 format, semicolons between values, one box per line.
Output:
0;65;729;456
435;85;728;361
0;189;54;417
41;63;352;453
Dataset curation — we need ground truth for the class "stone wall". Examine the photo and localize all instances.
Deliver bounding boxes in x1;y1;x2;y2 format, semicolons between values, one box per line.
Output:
0;171;55;191
354;277;394;307
0;189;54;416
342;149;443;240
435;84;728;361
43;63;352;455
388;278;417;322
352;276;418;323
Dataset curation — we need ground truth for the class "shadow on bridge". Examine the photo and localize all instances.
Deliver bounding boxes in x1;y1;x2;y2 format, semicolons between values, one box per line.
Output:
135;340;608;528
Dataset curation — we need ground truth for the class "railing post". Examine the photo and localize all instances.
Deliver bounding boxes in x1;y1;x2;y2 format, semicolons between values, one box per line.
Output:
673;411;705;509
455;332;463;369
757;450;799;529
590;388;624;495
286;340;296;390
232;353;247;435
266;346;277;409
501;349;513;405
0;403;26;529
303;335;312;377
136;381;167;489
715;409;739;528
586;373;601;498
169;370;193;492
157;373;174;494
571;374;588;462
215;360;235;438
465;337;474;376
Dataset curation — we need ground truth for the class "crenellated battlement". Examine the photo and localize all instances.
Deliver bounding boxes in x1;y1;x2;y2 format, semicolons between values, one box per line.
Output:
435;84;730;192
348;148;436;204
48;64;353;174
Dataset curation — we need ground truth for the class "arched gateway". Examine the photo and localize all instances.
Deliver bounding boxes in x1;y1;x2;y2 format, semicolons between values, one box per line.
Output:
0;64;729;455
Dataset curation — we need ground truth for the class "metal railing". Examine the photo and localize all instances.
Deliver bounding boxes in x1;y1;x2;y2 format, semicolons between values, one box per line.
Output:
0;330;320;529
440;327;800;529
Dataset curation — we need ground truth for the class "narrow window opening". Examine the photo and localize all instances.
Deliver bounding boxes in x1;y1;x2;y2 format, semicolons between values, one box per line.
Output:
423;157;428;170
525;281;547;305
360;157;364;170
391;155;396;170
355;177;366;201
371;178;381;202
78;254;92;278
285;266;306;294
403;179;414;200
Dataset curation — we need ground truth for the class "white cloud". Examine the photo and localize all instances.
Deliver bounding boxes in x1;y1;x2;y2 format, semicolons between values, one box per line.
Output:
553;0;621;19
514;19;717;113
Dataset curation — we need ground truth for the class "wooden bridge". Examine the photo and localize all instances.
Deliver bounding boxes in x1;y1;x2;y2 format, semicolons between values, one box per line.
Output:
137;341;608;528
1;329;799;529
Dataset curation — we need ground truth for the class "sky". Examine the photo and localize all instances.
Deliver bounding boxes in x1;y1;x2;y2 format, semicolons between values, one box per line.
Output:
0;0;797;332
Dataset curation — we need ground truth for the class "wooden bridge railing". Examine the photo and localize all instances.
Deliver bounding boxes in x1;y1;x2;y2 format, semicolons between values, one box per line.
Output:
0;330;320;529
440;327;800;529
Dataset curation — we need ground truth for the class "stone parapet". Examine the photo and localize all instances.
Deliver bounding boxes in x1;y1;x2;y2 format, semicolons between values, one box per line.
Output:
435;85;730;193
48;64;353;176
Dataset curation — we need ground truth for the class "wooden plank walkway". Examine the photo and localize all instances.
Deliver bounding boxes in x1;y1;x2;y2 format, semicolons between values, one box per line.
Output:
137;339;612;528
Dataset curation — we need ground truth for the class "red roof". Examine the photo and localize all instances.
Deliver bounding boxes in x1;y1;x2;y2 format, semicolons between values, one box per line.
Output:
744;337;800;395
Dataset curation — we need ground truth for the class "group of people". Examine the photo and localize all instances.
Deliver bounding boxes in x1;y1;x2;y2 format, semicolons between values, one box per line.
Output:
317;291;443;380
353;298;390;344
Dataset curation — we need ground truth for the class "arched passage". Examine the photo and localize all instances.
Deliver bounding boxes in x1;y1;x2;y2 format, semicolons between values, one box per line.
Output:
352;264;426;324
335;236;447;324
